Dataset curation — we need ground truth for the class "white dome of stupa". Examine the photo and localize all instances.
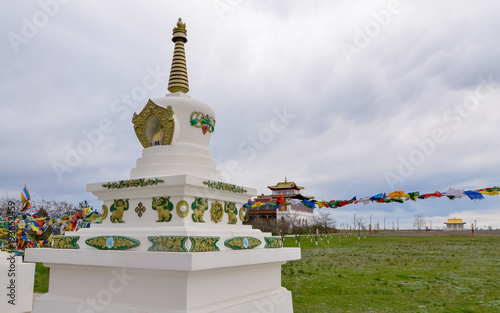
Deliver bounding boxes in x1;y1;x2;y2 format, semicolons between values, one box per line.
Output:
130;18;221;180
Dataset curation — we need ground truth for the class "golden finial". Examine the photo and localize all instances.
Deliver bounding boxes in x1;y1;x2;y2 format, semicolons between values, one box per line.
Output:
167;18;189;94
173;17;187;34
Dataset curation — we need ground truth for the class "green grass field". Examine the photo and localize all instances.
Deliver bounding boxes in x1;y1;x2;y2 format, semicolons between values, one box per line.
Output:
33;235;500;312
282;235;500;313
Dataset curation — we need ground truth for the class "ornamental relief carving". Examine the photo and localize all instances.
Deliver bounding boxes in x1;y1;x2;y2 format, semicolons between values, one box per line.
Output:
132;99;175;148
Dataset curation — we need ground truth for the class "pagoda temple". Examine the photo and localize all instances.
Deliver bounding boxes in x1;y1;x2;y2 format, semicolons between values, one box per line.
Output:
247;178;315;226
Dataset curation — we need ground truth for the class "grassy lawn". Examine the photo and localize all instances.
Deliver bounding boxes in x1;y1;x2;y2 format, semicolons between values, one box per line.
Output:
34;262;49;293
282;235;500;312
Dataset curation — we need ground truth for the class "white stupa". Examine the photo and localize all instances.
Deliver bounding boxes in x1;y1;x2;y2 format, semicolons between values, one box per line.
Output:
25;18;300;313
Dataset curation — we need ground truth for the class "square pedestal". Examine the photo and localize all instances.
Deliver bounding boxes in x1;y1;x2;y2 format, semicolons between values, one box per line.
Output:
0;251;35;313
25;248;300;313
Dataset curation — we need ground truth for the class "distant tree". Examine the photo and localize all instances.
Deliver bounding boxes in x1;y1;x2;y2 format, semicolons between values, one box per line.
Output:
282;210;306;242
356;216;367;238
37;207;49;218
314;210;336;231
275;218;290;241
78;200;92;211
413;213;425;231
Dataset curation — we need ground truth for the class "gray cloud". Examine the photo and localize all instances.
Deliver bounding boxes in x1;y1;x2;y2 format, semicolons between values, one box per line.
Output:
1;0;499;228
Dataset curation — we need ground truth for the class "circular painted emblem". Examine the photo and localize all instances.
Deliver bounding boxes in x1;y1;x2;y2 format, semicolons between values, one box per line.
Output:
176;200;190;218
106;237;114;249
243;237;249;248
211;202;224;223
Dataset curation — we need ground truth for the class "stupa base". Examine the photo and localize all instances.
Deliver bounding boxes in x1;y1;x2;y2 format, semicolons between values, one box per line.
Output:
25;248;300;313
33;288;293;313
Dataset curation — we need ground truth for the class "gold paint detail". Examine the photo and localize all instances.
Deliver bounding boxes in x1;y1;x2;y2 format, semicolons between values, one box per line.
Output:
102;178;164;189
191;198;208;223
100;204;108;220
190;112;215;134
239;206;245;222
135;202;146;218
85;236;140;250
110;199;129;223
176;200;190;218
203;180;246;193
168;18;189;93
152;197;173;222
224;237;261;250
148;236;188;252
210;201;224;223
52;236;80;249
189;236;219;252
132;99;175;148
264;237;283;248
224;202;237;224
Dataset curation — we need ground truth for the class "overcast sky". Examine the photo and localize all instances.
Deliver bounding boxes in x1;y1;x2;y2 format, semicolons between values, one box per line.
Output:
1;0;500;229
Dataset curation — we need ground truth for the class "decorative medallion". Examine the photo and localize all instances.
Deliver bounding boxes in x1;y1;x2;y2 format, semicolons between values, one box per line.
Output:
239;206;246;222
210;201;223;223
224;202;237;224
191;198;208;223
189;236;220;252
132;99;175;148
148;236;188;252
202;180;247;193
110;199;129;223
85;236;140;250
264;237;283;248
102;178;164;189
152;197;173;222
176;200;189;218
135;202;146;217
224;237;261;250
190;111;215;134
52;236;80;249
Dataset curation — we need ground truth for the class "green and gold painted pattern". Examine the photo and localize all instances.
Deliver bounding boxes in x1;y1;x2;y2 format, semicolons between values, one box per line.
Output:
210;201;223;223
148;236;188;252
190;112;215;134
191;198;208;223
110;199;129;223
85;236;140;250
189;236;219;252
102;178;164;189
224;237;261;250
202;180;247;193
152;196;173;222
52;236;80;249
224;201;238;224
264;237;283;248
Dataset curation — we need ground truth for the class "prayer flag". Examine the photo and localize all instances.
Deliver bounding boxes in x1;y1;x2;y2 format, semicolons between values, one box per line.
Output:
21;185;32;211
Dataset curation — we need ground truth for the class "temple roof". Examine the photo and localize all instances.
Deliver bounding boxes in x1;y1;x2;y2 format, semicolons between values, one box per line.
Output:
444;218;466;224
256;193;313;200
267;178;304;190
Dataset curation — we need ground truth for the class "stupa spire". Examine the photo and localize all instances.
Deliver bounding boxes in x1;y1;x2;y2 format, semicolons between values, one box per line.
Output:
167;18;189;94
